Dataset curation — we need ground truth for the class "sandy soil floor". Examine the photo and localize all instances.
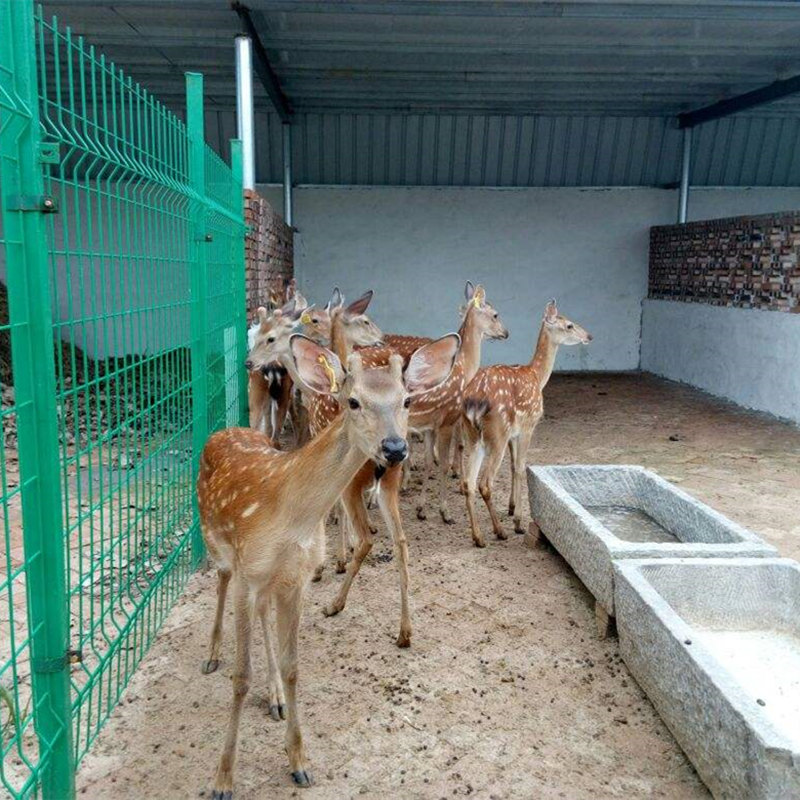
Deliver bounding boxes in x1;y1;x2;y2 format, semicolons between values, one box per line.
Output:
76;373;800;799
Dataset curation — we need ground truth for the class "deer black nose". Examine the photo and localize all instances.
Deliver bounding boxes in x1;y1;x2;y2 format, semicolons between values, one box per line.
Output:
244;359;254;371
381;436;408;465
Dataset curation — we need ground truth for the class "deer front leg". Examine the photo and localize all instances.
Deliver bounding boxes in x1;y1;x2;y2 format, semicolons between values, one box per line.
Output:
336;499;351;574
275;584;313;787
512;430;533;534
202;567;231;674
462;424;487;548
323;477;374;618
377;466;412;647
212;578;253;800
255;592;286;722
435;424;457;523
507;438;517;517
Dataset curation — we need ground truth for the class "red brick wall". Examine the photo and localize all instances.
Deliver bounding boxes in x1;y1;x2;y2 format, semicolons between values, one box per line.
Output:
244;189;293;313
649;211;800;312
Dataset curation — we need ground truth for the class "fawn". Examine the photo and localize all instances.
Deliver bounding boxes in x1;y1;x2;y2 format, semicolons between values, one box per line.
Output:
461;299;592;547
198;333;459;798
410;281;508;523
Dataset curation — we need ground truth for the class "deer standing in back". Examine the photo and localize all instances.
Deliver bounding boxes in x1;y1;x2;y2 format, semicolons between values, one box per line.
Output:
198;333;459;798
461;299;592;547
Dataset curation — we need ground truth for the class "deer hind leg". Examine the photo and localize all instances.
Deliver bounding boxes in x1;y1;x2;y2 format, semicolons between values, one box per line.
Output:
323;471;374;618
212;577;253;799
202;567;231;674
462;422;487;548
435;424;457;523
274;584;313;787
255;592;286;722
448;418;463;481
478;428;511;540
512;429;533;533
377;466;412;647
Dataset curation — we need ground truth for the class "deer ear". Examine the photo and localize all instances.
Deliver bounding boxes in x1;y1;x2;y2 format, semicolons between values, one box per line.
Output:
289;335;345;396
326;287;343;313
473;285;486;307
345;290;373;318
293;291;308;312
291;303;313;324
464;281;475;302
544;298;558;323
404;333;461;396
257;306;269;325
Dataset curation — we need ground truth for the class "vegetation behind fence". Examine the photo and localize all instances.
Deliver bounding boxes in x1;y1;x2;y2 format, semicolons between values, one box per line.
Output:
0;2;247;796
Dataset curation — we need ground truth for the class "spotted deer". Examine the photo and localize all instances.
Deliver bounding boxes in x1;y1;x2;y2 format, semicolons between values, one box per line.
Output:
198;333;459;798
409;281;508;523
461;300;592;548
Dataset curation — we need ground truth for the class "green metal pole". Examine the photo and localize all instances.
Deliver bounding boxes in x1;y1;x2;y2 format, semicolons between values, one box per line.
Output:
0;1;75;796
187;72;208;568
229;139;249;427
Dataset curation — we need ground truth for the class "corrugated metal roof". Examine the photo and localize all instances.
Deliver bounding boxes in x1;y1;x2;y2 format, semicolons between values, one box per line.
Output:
208;110;800;187
42;1;800;186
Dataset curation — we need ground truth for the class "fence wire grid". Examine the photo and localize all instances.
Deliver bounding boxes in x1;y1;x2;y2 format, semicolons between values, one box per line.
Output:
0;2;247;796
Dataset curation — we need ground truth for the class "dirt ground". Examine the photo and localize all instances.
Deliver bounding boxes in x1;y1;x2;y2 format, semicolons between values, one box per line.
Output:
76;373;800;800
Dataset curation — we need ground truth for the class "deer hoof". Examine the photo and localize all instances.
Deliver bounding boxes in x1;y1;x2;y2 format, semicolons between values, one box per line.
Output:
514;519;525;534
323;603;341;618
508;503;516;517
291;770;314;788
311;567;324;583
269;704;286;722
439;509;455;524
211;790;232;800
201;659;219;675
396;631;411;648
416;507;427;521
473;538;486;549
495;530;508;541
335;560;347;574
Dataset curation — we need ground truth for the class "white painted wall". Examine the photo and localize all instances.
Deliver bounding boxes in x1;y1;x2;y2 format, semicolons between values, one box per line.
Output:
259;184;800;374
641;299;800;424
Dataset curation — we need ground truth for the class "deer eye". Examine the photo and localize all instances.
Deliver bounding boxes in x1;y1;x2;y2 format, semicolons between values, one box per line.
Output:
348;398;361;410
267;336;276;343
312;318;319;324
493;313;498;319
404;397;412;408
566;324;573;330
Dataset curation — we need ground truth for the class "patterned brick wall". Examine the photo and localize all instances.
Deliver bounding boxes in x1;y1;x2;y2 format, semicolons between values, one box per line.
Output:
649;211;800;312
244;189;293;313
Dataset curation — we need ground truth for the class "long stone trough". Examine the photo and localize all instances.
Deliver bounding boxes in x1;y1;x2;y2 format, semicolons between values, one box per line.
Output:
615;558;800;799
526;465;776;634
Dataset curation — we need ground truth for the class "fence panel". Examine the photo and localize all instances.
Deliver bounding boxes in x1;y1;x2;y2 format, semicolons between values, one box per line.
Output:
0;2;246;796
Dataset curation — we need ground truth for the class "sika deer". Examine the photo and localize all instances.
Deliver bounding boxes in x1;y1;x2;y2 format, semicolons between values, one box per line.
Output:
461;299;592;547
410;281;508;523
198;333;459;798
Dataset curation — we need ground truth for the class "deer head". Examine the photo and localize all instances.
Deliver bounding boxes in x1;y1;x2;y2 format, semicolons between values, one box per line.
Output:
245;300;305;373
289;333;460;466
331;290;384;349
542;299;592;345
297;287;343;344
464;281;509;341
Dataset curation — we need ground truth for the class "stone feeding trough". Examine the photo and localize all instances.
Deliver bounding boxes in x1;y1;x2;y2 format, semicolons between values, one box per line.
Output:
526;465;776;636
615;558;800;799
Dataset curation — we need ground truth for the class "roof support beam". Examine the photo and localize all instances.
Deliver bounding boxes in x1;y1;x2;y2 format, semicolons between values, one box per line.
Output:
231;1;291;122
678;74;800;128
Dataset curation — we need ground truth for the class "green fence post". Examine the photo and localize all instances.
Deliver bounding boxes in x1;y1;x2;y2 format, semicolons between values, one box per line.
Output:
187;72;208;568
229;139;249;426
0;0;76;796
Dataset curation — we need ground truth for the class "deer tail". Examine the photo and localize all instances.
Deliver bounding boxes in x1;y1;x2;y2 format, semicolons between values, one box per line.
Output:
463;397;491;432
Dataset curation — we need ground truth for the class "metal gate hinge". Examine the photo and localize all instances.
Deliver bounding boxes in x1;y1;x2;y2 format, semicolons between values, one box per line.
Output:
33;649;83;673
6;195;58;213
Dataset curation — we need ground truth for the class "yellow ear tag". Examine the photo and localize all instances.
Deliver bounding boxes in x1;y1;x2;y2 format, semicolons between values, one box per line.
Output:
300;311;312;325
317;354;339;392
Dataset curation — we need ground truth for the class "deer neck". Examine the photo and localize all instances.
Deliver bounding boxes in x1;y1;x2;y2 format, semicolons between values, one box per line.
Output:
528;323;559;389
329;312;351;364
458;307;485;383
282;413;365;522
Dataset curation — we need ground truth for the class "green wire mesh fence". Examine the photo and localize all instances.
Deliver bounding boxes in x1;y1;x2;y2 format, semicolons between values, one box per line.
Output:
0;2;247;796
